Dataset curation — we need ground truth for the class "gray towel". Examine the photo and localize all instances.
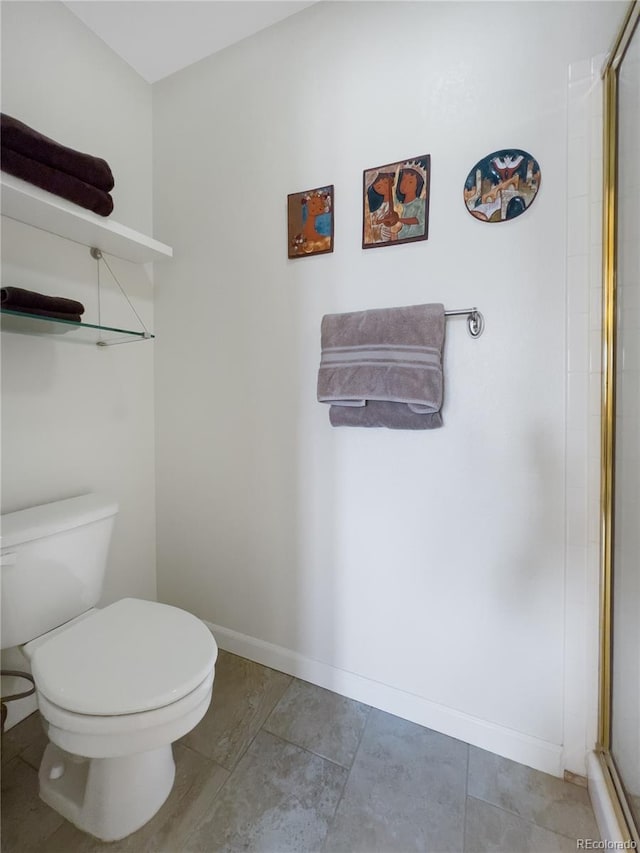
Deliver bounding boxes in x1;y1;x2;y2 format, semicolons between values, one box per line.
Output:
318;303;445;429
329;400;443;430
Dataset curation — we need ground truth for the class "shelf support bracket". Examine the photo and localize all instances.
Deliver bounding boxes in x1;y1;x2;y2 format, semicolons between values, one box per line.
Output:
90;247;153;346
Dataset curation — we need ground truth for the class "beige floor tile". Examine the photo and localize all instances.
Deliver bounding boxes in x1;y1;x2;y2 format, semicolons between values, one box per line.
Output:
464;796;584;853
181;650;291;769
19;733;49;771
264;679;370;768
468;746;600;840
1;711;47;767
152;755;229;853
182;730;347;852
323;709;468;852
1;757;64;852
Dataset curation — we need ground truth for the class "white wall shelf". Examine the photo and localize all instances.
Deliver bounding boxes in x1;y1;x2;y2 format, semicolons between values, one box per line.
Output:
0;173;173;264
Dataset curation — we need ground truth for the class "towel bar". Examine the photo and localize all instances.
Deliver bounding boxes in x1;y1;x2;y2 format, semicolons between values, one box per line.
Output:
444;307;484;338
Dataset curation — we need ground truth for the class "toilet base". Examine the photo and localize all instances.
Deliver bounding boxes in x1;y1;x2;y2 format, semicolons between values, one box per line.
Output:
39;741;176;841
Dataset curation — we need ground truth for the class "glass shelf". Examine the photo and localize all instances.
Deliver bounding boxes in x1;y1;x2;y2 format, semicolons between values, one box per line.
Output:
1;308;154;346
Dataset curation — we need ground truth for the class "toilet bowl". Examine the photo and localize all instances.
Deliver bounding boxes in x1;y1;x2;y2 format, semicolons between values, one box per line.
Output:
0;494;218;842
23;599;217;841
23;597;218;841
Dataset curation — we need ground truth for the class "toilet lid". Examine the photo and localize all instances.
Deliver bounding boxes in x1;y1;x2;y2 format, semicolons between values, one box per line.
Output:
31;598;218;716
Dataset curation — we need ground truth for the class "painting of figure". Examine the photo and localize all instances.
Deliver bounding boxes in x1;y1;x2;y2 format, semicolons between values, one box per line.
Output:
288;185;334;258
363;156;430;249
463;149;541;223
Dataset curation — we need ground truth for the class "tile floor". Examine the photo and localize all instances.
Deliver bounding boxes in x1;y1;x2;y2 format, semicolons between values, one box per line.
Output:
1;650;600;852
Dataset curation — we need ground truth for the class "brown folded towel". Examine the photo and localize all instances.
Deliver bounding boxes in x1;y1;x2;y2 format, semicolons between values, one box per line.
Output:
1;113;114;192
1;146;114;217
329;400;442;430
2;306;82;322
2;286;85;315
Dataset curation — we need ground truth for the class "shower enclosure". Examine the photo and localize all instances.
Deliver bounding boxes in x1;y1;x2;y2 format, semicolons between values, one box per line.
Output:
599;0;640;843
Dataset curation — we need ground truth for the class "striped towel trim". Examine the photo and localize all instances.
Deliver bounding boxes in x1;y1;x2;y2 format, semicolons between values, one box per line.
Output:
320;345;441;369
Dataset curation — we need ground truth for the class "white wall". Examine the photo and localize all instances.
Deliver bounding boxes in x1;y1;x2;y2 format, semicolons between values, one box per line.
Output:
153;1;624;775
1;2;157;722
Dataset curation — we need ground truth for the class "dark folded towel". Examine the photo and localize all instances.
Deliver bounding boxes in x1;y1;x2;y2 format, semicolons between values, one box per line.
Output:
2;306;82;322
1;146;114;217
2;286;85;315
329;400;443;430
1;113;114;192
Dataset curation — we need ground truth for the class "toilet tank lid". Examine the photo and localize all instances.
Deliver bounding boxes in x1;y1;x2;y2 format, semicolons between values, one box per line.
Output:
1;494;118;549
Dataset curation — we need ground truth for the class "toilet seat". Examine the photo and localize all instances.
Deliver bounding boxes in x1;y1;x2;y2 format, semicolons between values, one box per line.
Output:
38;669;214;759
30;598;218;716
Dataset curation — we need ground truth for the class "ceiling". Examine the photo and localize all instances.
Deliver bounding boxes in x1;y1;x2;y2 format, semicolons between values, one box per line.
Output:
63;1;317;84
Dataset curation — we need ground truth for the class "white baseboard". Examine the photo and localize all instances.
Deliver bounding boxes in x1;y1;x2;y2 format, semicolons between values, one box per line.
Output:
204;621;564;777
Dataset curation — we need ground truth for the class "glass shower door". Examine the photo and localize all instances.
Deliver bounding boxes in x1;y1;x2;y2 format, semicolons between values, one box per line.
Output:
609;4;640;835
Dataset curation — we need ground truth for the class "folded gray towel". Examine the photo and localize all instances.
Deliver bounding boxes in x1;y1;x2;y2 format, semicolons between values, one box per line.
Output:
329;400;443;430
318;303;445;428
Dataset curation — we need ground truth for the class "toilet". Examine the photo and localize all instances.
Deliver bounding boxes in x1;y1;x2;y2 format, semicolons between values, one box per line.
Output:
0;493;218;842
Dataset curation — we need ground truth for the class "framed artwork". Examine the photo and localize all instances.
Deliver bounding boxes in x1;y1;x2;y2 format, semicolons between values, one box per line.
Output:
463;148;541;223
363;155;430;249
288;185;334;258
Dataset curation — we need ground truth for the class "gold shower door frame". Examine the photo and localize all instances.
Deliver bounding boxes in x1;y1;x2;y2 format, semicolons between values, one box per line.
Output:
598;0;640;844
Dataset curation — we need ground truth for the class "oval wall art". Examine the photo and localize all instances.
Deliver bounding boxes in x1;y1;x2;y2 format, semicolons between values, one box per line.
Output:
463;149;541;223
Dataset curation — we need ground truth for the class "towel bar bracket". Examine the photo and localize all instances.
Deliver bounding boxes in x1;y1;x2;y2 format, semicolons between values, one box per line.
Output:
467;310;484;338
444;307;485;338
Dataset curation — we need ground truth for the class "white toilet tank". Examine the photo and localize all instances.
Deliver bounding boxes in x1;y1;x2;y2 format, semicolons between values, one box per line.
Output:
0;494;118;649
